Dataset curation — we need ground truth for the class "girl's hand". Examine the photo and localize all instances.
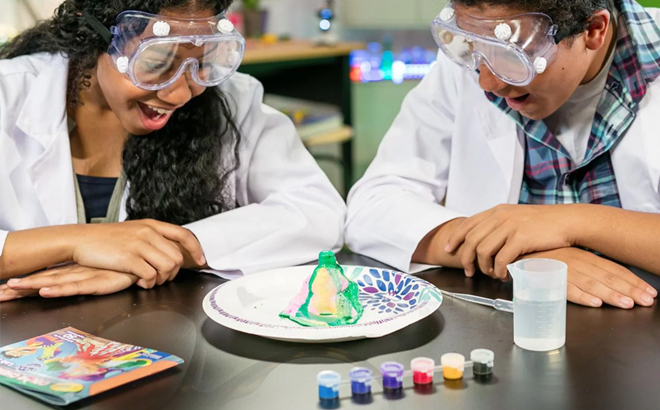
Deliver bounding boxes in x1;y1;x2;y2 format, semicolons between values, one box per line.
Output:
0;264;139;302
445;204;579;278
71;219;205;288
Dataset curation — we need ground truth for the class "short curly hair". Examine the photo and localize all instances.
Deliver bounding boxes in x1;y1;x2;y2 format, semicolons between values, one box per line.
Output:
454;0;616;42
0;0;242;225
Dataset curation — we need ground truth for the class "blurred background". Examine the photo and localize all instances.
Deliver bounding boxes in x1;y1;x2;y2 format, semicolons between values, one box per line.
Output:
1;0;660;196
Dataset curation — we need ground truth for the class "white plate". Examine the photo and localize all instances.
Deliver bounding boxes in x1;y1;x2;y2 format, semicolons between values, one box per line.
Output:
202;265;443;343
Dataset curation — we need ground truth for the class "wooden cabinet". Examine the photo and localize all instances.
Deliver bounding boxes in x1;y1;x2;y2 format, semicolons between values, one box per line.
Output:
341;0;444;29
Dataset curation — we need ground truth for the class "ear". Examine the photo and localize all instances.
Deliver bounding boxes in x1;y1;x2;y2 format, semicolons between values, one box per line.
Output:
584;9;611;51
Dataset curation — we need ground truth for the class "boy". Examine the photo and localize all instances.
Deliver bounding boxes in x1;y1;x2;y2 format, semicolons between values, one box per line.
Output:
346;0;660;309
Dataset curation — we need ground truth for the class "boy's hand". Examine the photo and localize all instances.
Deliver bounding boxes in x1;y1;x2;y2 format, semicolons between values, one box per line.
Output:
521;248;657;309
445;204;580;278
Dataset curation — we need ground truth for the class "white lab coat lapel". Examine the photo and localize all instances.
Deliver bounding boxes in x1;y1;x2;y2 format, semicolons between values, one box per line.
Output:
0;132;22;177
447;87;524;215
612;83;660;212
15;58;77;227
477;101;521;201
118;182;129;222
0;130;35;228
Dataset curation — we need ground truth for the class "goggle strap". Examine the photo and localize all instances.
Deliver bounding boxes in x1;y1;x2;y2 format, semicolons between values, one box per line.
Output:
83;12;113;44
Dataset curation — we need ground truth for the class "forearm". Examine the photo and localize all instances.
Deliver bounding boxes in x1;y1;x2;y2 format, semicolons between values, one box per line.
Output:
573;205;660;276
0;226;81;279
412;218;466;268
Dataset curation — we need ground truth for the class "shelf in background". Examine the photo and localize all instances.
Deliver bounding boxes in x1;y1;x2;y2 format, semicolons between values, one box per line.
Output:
242;40;365;65
303;125;354;148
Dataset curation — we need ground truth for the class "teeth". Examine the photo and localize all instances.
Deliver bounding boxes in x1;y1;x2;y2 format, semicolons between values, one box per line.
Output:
146;104;173;115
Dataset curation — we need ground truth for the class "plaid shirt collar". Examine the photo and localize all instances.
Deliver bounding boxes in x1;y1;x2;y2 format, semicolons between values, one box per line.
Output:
615;0;660;103
483;0;660;205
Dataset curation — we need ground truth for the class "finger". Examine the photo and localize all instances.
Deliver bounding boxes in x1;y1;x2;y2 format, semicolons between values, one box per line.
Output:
6;272;90;290
32;264;80;276
492;240;526;280
138;244;179;286
567;282;603;307
0;283;40;301
123;256;158;289
475;230;509;277
4;266;74;289
166;243;183;282
459;218;502;277
598;257;657;298
571;267;634;309
40;273;137;298
587;261;655;307
0;288;40;302
145;232;184;282
141;220;206;266
445;212;492;253
460;242;478;278
136;278;155;289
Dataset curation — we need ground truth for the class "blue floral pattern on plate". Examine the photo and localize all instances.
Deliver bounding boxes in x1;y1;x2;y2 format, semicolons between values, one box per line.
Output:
348;267;442;315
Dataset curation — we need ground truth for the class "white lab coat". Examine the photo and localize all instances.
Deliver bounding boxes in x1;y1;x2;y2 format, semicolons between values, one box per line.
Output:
0;53;346;278
346;9;660;273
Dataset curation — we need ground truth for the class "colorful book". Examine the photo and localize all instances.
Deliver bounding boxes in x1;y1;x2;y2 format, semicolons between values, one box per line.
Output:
0;327;183;406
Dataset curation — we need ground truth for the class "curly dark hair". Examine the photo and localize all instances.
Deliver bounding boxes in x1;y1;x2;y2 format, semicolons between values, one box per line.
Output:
0;0;241;226
454;0;617;43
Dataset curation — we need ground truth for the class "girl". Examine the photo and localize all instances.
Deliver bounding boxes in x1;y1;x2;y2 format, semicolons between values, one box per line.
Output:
0;0;346;300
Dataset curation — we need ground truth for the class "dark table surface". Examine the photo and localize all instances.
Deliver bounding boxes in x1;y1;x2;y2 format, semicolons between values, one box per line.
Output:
1;253;659;410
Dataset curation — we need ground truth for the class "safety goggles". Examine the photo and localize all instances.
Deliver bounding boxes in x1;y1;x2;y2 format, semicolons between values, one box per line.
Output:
86;11;245;90
431;3;559;86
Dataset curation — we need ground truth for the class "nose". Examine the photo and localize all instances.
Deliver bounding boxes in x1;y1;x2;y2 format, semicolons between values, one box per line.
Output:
478;63;508;94
156;72;205;106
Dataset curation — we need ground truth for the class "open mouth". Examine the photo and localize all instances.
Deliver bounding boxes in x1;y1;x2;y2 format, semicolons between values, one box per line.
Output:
138;102;174;120
505;94;531;110
512;94;530;103
137;102;174;130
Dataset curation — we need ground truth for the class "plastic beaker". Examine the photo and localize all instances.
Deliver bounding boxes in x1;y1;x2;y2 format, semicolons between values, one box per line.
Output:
508;259;567;351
